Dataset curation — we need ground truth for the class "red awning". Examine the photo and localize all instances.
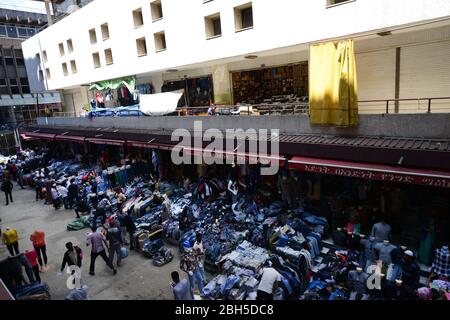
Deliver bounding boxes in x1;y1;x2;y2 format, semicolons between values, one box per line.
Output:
23;132;55;140
127;141;173;150
86;138;124;146
55;135;86;143
288;156;450;188
179;146;285;165
20;134;36;141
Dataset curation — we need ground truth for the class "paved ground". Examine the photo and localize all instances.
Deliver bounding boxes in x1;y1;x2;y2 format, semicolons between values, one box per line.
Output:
0;184;183;300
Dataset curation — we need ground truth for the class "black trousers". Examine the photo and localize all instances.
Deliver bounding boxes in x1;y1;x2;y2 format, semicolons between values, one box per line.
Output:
34;245;48;266
32;265;41;283
89;249;114;273
4;191;13;205
256;290;273;301
7;242;19;256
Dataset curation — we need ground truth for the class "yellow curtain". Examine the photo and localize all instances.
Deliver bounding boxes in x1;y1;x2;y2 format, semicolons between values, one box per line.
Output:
309;40;359;126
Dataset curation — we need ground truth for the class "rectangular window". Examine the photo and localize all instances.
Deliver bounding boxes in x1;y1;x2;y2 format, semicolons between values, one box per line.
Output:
11;87;20;94
5;58;14;65
101;23;110;40
92;52;101;68
205;13;221;39
234;2;253;31
62;63;69;76
46;68;51;80
89;28;97;44
105;48;113;65
326;0;354;7
14;49;23;58
17;27;28;38
133;8;144;28
6;26;17;38
16;58;25;66
151;1;163;21
38;70;44;81
70;60;77;73
0;25;6;37
43;50;48;63
27;28;36;36
67;39;74;53
20;78;29;86
59;42;65;56
22;86;30;94
154;31;166;52
136;37;148;57
0;79;6;86
9;79;17;86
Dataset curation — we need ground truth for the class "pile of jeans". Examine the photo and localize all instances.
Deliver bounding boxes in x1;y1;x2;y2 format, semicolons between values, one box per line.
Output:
14;283;50;300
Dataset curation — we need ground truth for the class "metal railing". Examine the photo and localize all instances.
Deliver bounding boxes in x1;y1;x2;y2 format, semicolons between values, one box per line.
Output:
358;96;450;114
47;96;450;119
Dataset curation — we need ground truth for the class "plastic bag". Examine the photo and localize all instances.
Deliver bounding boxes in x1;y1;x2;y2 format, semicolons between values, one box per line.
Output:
120;247;129;259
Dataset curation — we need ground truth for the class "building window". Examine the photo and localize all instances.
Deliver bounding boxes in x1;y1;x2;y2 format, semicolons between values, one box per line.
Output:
59;42;65;56
35;53;41;63
16;58;25;66
0;79;6;86
9;79;17;86
17;27;28;38
136;37;148;57
92;52;101;68
205;13;221;39
5;58;14;65
70;60;77;73
67;39;74;53
46;68;51;80
11;87;19;94
105;48;114;65
133;8;144;28
0;25;6;37
151;1;163;22
42;50;48;62
101;23;110;40
234;2;253;31
20;78;29;86
154;31;166;52
62;63;69;76
22;86;30;94
326;0;355;7
14;49;23;58
89;28;97;44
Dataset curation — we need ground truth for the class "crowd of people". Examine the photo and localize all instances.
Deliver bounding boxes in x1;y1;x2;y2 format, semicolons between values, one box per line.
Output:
1;146;449;301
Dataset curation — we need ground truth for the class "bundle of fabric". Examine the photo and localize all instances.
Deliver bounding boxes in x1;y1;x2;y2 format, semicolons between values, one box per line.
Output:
15;283;50;300
152;248;174;266
67;216;90;231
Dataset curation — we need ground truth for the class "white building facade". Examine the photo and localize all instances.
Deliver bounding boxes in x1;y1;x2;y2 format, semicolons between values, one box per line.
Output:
21;0;450;114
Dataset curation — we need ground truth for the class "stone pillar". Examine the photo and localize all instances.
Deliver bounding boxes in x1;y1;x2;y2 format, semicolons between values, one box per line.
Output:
212;64;232;105
44;0;53;25
151;74;164;93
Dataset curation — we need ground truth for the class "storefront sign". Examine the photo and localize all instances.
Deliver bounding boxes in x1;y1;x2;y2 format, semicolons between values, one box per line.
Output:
291;163;450;188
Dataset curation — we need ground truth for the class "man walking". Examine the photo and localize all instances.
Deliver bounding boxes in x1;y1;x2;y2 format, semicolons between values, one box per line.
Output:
86;228;117;276
1;177;13;205
171;271;193;300
67;179;78;209
106;222;123;268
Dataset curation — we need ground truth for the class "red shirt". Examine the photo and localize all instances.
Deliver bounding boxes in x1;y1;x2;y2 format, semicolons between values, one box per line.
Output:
25;250;39;267
30;230;46;247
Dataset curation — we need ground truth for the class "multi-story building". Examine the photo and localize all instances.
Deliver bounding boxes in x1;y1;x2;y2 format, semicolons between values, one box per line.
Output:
0;6;62;155
22;0;450;114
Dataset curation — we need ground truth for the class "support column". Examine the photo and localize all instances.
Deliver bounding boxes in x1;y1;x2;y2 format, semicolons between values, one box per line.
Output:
395;47;401;114
44;0;53;26
151;74;164;93
212;64;232;105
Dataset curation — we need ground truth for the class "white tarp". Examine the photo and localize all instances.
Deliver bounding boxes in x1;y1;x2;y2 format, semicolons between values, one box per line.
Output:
139;91;183;116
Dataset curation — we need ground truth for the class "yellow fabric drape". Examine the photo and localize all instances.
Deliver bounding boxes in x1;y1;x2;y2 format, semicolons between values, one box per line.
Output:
309;40;359;126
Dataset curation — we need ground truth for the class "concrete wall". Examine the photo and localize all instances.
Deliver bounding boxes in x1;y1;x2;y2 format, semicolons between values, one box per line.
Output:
22;0;450;92
37;113;450;139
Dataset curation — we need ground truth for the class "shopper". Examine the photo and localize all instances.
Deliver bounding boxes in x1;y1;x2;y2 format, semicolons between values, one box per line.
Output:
17;166;24;189
106;222;123;268
35;174;44;201
2;227;19;256
117;212;136;250
24;249;41;283
171;271;193;300
86;228;117;276
30;229;48;271
401;250;420;292
44;177;53;205
1;177;13;205
430;243;450;281
370;217;392;242
56;183;69;209
256;263;283;300
180;241;204;297
51;184;62;210
67;179;79;209
60;242;83;272
193;232;206;284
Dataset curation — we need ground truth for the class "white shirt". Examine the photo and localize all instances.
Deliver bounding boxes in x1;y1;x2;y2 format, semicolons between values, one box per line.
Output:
257;267;282;294
56;185;68;198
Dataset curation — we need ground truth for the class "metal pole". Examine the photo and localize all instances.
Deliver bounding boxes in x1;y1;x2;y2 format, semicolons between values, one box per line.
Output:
385;100;389;114
428;98;432;114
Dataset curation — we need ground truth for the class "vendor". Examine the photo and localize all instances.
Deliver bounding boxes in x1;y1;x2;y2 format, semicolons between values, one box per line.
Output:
256;262;283;301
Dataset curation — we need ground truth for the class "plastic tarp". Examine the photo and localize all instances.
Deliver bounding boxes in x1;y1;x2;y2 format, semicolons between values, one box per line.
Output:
89;76;136;94
139;91;184;116
309;40;359;127
88;104;145;117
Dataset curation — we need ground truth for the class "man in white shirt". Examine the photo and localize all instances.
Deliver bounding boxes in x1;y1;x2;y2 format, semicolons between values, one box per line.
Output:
56;183;69;209
257;266;282;300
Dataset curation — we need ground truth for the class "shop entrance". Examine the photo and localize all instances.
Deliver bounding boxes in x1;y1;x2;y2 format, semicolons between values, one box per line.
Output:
231;62;308;104
162;76;214;108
